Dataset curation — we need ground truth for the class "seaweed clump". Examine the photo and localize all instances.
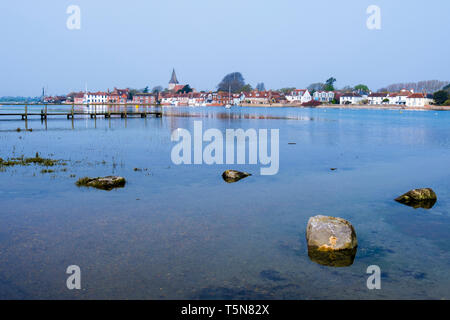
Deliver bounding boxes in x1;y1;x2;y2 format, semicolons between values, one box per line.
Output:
0;153;66;168
76;176;126;191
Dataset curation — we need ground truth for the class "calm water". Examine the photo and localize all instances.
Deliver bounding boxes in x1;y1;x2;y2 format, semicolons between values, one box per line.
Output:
0;105;450;299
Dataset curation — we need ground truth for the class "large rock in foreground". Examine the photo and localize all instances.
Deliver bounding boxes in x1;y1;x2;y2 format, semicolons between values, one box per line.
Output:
306;215;357;267
306;215;358;251
395;188;437;209
222;170;251;183
76;176;126;191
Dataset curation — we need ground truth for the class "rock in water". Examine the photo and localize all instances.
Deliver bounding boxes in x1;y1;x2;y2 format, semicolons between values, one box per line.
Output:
395;188;437;209
222;170;251;183
306;215;357;267
76;176;126;191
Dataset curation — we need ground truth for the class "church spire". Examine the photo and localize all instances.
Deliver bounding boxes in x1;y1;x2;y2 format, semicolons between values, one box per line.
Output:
169;68;179;84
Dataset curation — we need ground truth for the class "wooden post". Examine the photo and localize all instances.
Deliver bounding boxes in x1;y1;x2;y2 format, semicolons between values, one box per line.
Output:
94;104;97;118
72;103;74;118
45;104;47;119
124;103;127;118
24;104;28;129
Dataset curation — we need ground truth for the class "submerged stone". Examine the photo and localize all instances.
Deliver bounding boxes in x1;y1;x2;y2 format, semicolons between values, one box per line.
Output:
306;215;357;266
76;176;126;191
395;188;437;209
222;170;251;183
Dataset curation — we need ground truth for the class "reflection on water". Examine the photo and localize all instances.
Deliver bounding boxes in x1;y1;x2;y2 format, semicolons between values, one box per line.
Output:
162;108;316;121
395;198;437;209
0;106;450;299
308;247;357;267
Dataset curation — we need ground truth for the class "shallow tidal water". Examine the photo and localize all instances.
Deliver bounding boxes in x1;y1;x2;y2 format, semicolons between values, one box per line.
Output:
0;105;450;299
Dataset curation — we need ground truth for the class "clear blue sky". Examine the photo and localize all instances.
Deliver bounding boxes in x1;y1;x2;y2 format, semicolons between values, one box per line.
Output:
0;0;448;96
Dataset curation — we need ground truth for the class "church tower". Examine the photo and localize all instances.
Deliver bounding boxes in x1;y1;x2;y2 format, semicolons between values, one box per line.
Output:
168;68;179;90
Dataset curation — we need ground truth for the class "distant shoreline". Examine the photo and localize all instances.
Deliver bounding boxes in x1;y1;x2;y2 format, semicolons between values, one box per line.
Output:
1;102;449;112
238;103;450;111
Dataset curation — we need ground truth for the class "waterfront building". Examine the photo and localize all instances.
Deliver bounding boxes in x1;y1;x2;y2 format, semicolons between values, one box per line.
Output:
84;92;108;104
132;93;156;105
242;90;271;104
368;92;388;105
340;92;363;104
406;93;426;107
286;89;312;103
313;91;334;103
108;88;129;104
388;89;413;105
72;92;84;104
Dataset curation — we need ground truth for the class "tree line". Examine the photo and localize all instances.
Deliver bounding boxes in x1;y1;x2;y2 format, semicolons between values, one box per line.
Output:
378;80;449;93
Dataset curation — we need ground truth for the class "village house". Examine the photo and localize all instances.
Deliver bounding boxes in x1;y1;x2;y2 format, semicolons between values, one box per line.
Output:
73;92;85;105
387;89;413;105
232;93;245;105
43;96;67;104
368;92;388;105
216;91;234;105
108;88;129;104
159;93;177;105
270;91;286;104
286;89;312;104
340;92;363;104
406;93;426;107
187;92;204;106
132;93;155;105
84;92;108;104
313;91;335;103
242;90;272;104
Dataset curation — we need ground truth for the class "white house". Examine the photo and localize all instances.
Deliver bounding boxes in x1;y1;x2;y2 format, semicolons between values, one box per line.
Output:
368;93;388;105
243;91;270;104
313;91;335;103
84;92;108;104
406;93;426;107
340;92;363;104
388;89;413;105
286;89;312;104
233;93;245;105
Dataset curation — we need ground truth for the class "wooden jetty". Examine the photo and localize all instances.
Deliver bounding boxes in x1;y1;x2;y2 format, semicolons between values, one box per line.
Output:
0;103;163;120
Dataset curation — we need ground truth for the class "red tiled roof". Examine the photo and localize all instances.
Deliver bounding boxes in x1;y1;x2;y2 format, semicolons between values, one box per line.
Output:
407;93;424;98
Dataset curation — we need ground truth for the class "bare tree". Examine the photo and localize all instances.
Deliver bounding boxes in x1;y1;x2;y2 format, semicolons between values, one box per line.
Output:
381;80;449;93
